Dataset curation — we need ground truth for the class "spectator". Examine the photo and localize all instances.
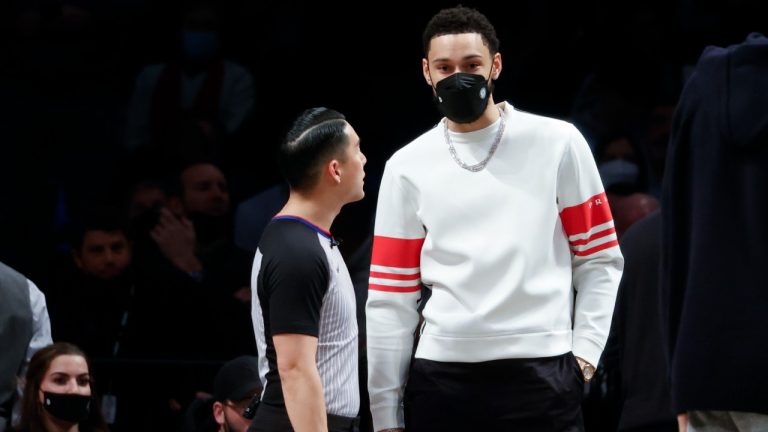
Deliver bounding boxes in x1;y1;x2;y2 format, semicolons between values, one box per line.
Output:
124;2;254;160
131;162;254;361
49;210;136;359
184;356;262;432
661;33;768;431
211;356;261;432
127;181;169;221
14;342;108;432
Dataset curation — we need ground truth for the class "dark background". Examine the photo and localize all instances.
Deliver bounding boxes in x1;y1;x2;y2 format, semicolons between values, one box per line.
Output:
1;1;767;431
2;0;767;282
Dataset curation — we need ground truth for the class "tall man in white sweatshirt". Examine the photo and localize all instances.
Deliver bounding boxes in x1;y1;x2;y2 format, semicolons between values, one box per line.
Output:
366;6;624;432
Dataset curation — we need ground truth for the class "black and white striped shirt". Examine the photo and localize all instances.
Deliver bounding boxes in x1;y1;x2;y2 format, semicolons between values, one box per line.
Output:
251;216;359;417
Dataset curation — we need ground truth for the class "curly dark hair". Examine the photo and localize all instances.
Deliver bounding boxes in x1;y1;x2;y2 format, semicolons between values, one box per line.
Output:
422;5;500;57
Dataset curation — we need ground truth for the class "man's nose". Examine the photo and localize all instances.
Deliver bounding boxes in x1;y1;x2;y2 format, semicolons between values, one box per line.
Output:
103;249;115;263
212;184;228;199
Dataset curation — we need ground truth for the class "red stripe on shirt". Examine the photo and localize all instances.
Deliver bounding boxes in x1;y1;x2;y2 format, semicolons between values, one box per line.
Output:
574;239;620;257
369;283;422;293
371;236;425;269
560;192;613;237
569;227;617;246
369;271;421;281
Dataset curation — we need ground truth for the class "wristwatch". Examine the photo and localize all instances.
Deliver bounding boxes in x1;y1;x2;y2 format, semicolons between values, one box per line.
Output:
575;356;595;382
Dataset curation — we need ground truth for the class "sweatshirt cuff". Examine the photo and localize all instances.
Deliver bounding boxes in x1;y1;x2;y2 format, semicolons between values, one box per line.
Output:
572;335;604;367
371;404;403;432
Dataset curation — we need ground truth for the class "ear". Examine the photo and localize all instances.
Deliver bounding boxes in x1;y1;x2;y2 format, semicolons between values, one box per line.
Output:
327;159;342;184
212;401;225;425
422;58;432;86
492;52;502;80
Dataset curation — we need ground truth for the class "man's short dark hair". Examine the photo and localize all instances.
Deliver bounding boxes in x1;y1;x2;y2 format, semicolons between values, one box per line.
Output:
422;5;500;57
279;107;348;191
71;207;129;250
170;159;223;198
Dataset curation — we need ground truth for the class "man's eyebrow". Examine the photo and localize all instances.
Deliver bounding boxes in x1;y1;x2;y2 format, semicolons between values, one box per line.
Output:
431;54;484;63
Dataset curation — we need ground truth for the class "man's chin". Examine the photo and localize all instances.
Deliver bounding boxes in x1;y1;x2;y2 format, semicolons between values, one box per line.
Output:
346;191;365;204
96;271;125;281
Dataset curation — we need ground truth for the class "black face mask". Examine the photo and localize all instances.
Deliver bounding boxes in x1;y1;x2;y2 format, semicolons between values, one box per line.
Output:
433;72;493;124
42;392;91;423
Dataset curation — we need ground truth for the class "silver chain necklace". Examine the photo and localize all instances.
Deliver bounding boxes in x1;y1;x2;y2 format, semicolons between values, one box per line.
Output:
444;107;506;172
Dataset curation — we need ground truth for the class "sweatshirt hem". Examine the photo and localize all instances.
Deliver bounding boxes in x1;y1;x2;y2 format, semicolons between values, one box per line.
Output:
415;330;573;362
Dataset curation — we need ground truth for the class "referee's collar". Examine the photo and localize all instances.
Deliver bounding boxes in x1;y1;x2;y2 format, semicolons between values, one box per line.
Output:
272;214;334;241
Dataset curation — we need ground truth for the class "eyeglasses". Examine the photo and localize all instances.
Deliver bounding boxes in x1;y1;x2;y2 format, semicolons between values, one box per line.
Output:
242;395;260;420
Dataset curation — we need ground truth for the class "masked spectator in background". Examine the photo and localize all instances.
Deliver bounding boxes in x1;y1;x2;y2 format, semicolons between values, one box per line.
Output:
124;2;254;163
14;342;108;432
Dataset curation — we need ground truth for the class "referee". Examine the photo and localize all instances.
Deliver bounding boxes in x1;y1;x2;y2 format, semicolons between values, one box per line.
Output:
248;107;366;432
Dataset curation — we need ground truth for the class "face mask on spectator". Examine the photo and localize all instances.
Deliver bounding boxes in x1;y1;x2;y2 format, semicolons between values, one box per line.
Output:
42;392;91;423
598;159;640;189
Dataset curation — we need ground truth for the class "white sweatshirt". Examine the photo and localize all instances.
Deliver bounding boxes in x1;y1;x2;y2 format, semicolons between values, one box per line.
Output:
366;102;624;430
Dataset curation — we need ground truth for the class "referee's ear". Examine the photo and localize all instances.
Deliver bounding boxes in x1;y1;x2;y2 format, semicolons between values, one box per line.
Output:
326;159;343;185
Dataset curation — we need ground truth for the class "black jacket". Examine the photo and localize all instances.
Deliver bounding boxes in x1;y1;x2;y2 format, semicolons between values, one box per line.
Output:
661;33;768;414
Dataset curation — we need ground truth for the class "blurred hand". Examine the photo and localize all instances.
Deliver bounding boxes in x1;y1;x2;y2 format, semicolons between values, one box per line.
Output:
677;413;688;432
168;398;182;412
151;208;202;273
233;286;251;303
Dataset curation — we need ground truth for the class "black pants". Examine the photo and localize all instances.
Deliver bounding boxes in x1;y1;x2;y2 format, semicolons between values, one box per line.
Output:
404;352;585;431
247;401;358;432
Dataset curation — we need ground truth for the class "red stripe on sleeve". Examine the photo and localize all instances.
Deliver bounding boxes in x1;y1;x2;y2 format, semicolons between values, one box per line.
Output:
371;236;425;269
569;227;616;246
559;192;613;237
369;283;422;293
573;239;620;257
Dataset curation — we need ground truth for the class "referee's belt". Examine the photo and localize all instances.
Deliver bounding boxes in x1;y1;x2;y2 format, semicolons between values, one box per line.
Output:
327;412;359;431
